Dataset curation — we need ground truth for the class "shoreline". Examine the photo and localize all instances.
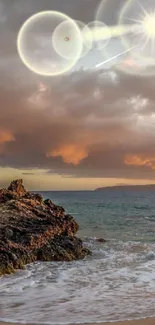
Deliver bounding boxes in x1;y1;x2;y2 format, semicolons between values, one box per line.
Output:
1;318;155;325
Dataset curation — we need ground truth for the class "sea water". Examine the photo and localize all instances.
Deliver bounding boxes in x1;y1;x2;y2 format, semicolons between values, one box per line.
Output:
1;189;155;324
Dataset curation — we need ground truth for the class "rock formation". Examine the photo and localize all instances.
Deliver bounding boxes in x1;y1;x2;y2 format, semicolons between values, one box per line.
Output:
0;180;90;276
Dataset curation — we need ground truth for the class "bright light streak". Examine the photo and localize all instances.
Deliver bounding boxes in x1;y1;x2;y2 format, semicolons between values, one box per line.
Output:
84;24;136;42
96;46;137;68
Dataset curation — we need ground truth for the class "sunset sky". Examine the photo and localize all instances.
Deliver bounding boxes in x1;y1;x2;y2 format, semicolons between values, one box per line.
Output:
1;0;155;190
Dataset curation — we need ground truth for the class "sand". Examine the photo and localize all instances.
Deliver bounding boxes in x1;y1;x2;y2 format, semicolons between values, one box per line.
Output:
1;318;155;325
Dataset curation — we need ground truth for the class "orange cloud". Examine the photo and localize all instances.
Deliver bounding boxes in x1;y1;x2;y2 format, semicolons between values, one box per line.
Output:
124;155;155;170
47;144;88;165
0;129;15;154
0;129;15;144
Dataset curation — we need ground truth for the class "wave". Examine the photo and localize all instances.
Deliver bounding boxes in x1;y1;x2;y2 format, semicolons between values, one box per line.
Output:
1;239;155;324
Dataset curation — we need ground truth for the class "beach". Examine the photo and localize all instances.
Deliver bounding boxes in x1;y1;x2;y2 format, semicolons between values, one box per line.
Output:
1;318;155;325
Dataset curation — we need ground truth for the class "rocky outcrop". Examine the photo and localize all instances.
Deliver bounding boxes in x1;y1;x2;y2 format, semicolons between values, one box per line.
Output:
0;180;90;276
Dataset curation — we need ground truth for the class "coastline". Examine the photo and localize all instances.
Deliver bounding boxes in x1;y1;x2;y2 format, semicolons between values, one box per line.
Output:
1;318;155;325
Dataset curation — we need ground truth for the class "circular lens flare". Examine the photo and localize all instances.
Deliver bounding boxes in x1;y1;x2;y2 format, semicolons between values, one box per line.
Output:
83;20;111;51
17;11;82;76
52;19;83;60
52;19;92;59
75;20;93;58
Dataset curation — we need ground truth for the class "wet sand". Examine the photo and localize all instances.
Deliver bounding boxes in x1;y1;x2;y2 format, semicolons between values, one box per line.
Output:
1;318;155;325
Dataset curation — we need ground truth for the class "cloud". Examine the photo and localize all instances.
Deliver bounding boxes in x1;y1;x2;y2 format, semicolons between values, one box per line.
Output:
124;155;155;170
0;64;155;182
22;172;35;175
47;143;89;165
0;1;7;23
0;129;15;144
0;129;15;154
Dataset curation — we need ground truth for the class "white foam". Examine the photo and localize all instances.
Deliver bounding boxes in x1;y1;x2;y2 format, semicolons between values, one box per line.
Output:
1;241;155;324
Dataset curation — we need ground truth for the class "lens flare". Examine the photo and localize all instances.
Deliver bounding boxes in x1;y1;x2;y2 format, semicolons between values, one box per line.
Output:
52;19;92;60
119;0;155;67
75;20;93;58
143;12;155;38
17;11;82;76
83;20;111;51
52;19;83;60
96;46;136;68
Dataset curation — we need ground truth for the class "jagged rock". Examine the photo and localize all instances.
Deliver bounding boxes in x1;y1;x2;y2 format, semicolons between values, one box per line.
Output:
44;199;55;208
0;188;18;203
0;180;91;276
8;179;27;197
25;192;43;203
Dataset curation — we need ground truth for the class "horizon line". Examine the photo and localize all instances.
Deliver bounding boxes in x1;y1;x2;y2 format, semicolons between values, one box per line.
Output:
31;183;155;192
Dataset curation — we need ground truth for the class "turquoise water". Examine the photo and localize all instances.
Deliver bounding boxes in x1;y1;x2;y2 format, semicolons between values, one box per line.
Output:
1;189;155;324
41;190;155;241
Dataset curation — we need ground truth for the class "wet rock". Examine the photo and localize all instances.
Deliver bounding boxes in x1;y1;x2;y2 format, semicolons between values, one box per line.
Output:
96;237;106;243
0;179;91;276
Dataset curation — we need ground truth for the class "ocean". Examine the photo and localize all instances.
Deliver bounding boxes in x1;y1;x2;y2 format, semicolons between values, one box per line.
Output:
1;189;155;324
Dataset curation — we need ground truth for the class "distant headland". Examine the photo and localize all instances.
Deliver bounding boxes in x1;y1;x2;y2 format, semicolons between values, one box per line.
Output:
95;184;155;191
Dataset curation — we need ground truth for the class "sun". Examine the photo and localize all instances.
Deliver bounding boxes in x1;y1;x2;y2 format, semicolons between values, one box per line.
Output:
118;0;155;66
132;9;155;54
142;12;155;38
128;8;155;41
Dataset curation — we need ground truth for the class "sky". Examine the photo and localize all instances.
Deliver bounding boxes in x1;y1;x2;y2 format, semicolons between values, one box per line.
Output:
1;0;155;190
